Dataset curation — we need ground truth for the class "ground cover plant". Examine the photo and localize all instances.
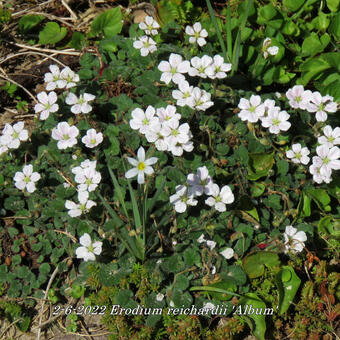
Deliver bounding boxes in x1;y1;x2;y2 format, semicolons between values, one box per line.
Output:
0;0;339;339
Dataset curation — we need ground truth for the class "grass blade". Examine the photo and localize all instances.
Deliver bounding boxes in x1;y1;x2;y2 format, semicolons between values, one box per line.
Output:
226;2;232;64
206;0;227;63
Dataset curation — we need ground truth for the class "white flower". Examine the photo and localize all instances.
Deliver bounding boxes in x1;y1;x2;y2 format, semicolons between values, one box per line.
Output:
0;122;28;149
186;166;214;196
129;106;159;134
65;191;97;217
197;234;206;243
161;120;190;146
125;146;158;184
65;93;95;114
205;55;232;79
156;293;164;302
262;38;279;59
170;185;198;213
189;55;213;78
0;145;8;156
185;22;208;46
13;164;40;193
202;302;215;312
156;105;181;126
220;247;234;259
205;184;234;212
211;266;216;275
238;95;265;123
34;91;59;120
139;15;160;35
76;233;102;262
306;92;337;122
283;226;307;253
72;160;101;192
51;122;79;149
188;87;214;111
286;143;310;165
172;80;194;107
314;145;340;177
133;36;157;56
286;85;313;110
158;53;190;84
81;129;103;148
309;160;332;184
44;65;65;91
318;125;340;148
60;67;79;89
261;108;291;134
206;240;216;250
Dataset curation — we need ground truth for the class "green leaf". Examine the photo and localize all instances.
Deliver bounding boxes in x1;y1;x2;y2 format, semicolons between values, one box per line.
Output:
209;281;237;301
69;32;85;50
318;216;340;237
329;12;340;39
4;197;25;212
276;159;289;176
257;4;277;24
38;22;67;45
114;289;133;306
234;145;249;166
90;7;123;39
250;183;266;197
220;265;247;285
174;275;190;291
247;152;275;181
239;293;267;340
243;252;280;278
39;263;51;275
306;188;331;211
275;266;301;314
326;0;340;11
301;33;330;57
283;0;305;12
183;248;201;266
18;15;44;33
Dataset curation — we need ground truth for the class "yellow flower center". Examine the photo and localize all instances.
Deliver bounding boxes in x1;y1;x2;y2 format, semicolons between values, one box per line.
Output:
138;162;146;171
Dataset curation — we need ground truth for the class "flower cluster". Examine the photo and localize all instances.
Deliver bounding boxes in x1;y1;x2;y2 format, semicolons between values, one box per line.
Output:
189;55;231;80
133;16;160;56
0;122;28;156
238;95;291;134
286;85;337;122
130;104;194;156
170;166;234;213
44;65;79;91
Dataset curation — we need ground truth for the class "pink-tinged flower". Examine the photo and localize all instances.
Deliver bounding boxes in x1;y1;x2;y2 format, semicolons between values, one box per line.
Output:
318;125;340;148
72;160;101;192
158;53;190;84
188;87;214;111
187;166;214;196
315;145;340;177
139;15;160;35
205;184;234;212
306;92;337;122
13;164;40;193
125;146;158;184
65;191;96;217
34;91;59;120
156;105;181;126
170;185;198;213
185;22;208;46
238;95;265;123
133;36;157;56
76;233;102;262
81;129;103;148
65;93;95;114
51;122;79;149
161;120;191;146
129;106;159;134
220;247;234;259
261;109;291;134
283;226;307;253
309;160;332;184
0;122;28;149
286;143;310;165
205;55;232;79
286;85;312;110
